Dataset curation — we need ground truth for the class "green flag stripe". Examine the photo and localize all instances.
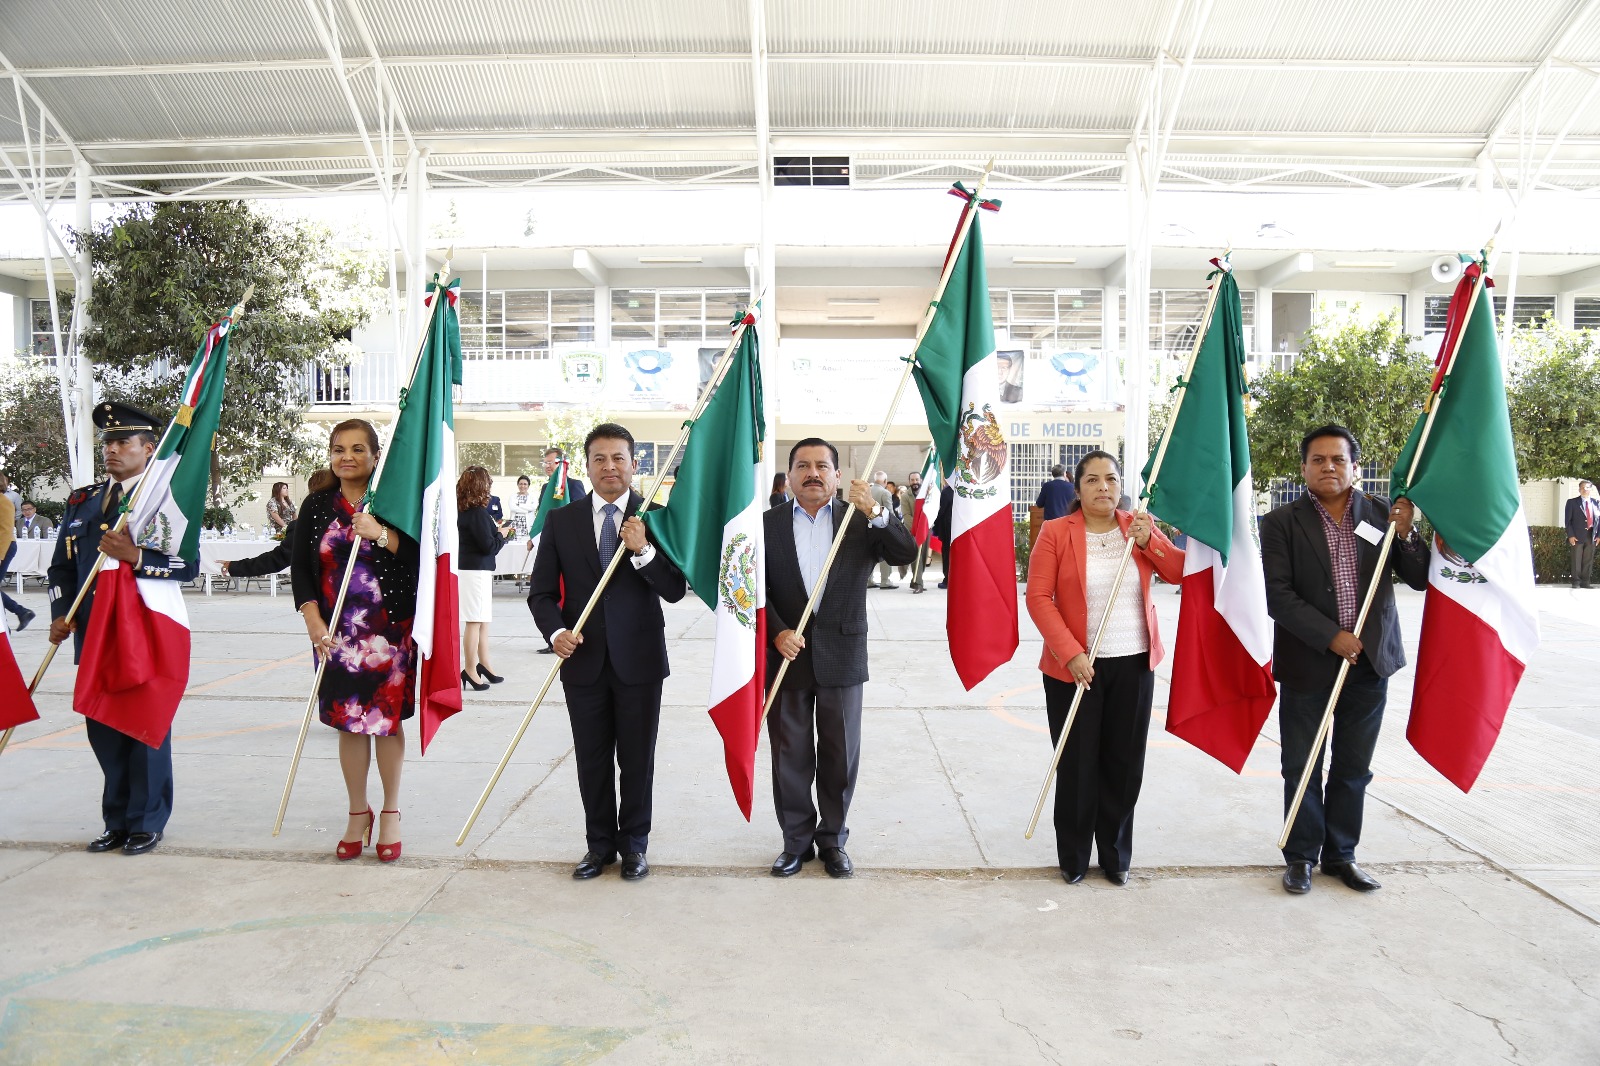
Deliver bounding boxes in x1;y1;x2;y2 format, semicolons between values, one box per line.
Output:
913;211;992;471
1391;276;1520;562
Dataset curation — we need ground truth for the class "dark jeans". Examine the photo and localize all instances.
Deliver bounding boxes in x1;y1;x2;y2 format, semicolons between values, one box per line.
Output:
1043;654;1155;876
0;542;24;619
1278;675;1387;866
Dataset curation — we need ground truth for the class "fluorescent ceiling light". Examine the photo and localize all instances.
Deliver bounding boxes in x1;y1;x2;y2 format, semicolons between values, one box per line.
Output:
1331;260;1396;269
637;255;702;264
1257;222;1292;238
827;297;880;305
826;315;875;322
1011;256;1077;265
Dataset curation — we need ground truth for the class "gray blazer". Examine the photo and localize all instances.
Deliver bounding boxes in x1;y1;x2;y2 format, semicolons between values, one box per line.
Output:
764;498;916;689
1260;490;1429;691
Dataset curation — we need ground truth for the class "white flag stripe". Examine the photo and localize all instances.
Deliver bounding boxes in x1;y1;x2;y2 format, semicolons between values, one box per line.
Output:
412;422;459;659
1428;507;1540;663
705;469;765;708
1180;477;1274;664
949;355;1007;541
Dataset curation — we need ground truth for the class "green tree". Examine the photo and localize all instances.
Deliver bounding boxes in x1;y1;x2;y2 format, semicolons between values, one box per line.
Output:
73;200;383;503
0;359;72;499
1247;311;1433;489
1506;318;1600;483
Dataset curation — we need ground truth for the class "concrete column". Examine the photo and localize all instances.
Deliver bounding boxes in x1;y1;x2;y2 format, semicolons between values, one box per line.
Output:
1557;290;1577;330
594;285;611;346
1101;286;1120;353
1254;285;1273;375
1406;288;1428;338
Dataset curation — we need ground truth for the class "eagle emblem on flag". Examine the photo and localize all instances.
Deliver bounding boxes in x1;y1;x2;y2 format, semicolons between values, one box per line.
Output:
719;533;758;629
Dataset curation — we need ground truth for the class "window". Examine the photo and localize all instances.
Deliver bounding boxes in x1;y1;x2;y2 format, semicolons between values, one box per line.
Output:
1008;442;1103;522
1424;295;1450;332
610;289;751;344
30;299;58;357
773;156;850;187
1576;296;1600;330
990;289;1104;351
1148;289;1256;353
458;289;592;353
1493;295;1556;331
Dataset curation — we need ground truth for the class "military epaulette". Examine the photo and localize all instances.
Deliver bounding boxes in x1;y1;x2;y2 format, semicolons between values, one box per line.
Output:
66;483;98;506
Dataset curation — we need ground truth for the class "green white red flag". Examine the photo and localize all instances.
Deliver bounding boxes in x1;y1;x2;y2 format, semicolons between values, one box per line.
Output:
0;626;38;732
1142;264;1276;772
912;184;1017;689
911;447;940;546
75;314;233;746
527;457;570;553
1391;259;1539;791
368;277;464;755
645;316;766;817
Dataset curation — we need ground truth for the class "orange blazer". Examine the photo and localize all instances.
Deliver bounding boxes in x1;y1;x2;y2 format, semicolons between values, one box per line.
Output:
1025;510;1185;683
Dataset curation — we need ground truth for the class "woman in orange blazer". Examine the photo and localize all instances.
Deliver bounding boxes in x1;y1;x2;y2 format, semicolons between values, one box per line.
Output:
1025;450;1184;885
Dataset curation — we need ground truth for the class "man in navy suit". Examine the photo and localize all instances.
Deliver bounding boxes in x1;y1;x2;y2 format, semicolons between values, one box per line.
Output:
529;423;685;881
47;401;198;856
1565;480;1599;589
1035;464;1076;520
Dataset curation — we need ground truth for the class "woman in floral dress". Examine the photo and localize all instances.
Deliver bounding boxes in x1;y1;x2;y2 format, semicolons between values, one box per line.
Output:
290;419;419;863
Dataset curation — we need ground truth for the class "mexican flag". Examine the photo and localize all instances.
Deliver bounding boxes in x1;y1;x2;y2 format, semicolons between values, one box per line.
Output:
527;458;571;557
646;317;766;817
1142;265;1276;772
74;316;231;747
0;625;38;733
1391;260;1539;791
369;276;463;755
912;183;1017;690
911;448;940;546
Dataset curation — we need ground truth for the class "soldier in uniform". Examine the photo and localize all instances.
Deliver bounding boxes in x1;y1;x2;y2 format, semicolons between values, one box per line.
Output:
47;401;196;856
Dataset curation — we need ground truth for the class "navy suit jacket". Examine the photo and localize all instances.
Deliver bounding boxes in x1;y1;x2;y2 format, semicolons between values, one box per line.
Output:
1565;496;1599;542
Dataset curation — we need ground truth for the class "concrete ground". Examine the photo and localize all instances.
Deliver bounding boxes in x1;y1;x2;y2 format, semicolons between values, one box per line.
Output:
2;572;1598;1064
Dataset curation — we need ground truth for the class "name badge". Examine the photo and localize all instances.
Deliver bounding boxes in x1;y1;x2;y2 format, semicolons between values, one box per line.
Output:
1355;520;1384;545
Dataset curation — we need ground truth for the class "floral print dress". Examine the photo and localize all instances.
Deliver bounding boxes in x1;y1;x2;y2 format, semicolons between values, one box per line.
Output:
317;494;416;734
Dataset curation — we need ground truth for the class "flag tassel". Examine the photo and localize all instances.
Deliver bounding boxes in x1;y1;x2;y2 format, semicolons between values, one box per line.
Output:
1023;262;1226;839
1276;254;1490;849
0;291;253;759
272;252;453;835
760;160;995;723
454;305;762;847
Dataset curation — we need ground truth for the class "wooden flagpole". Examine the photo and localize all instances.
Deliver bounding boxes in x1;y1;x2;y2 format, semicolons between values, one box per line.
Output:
759;160;996;725
271;253;453;834
1024;262;1228;839
1276;254;1489;849
0;287;254;759
454;308;761;847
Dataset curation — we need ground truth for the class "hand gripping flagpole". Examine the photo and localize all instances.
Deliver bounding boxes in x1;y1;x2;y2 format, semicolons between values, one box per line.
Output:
455;307;762;847
1276;249;1490;849
0;286;254;760
1024;259;1229;839
759;160;996;726
271;252;454;834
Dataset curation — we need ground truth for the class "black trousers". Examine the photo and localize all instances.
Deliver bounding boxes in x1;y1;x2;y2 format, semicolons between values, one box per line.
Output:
86;719;173;834
563;660;663;856
1572;537;1596;587
1043;654;1154;876
768;683;863;854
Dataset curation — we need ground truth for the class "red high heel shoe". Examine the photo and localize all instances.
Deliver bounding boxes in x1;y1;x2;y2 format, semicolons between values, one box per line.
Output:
337;807;373;860
377;809;402;863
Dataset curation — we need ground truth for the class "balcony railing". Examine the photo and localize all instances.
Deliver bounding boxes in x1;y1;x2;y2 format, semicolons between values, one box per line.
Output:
305;348;556;407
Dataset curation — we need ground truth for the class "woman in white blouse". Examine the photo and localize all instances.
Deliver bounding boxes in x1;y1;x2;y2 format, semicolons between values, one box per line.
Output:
1024;450;1184;886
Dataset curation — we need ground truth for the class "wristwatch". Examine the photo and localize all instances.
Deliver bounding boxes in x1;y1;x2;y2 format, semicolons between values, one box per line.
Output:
376;525;390;549
870;503;884;520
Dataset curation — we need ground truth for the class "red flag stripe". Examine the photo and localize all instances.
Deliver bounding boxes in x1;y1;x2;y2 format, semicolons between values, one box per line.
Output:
1164;567;1277;772
947;509;1018;690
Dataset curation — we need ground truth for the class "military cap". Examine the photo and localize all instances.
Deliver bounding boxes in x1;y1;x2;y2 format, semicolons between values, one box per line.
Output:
94;401;160;441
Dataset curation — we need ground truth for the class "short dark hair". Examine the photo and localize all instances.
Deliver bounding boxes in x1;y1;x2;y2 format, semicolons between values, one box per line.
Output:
1050;464;1066;477
788;437;839;469
584;422;635;460
544;446;563;459
516;474;531;486
1300;424;1360;464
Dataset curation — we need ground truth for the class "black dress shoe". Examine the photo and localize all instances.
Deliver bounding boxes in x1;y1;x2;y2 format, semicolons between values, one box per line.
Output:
15;607;34;631
1103;868;1129;886
819;847;853;878
1283;861;1314;894
1062;869;1086;884
1323;861;1382;892
86;830;128;853
537;645;556;655
572;850;617;879
620;853;649;881
122;831;162;855
770;845;817;877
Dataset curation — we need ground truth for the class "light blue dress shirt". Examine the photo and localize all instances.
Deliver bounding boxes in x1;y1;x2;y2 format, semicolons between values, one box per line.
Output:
791;499;887;598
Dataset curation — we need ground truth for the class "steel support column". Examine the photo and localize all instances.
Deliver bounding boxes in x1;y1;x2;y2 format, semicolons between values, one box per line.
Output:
750;0;777;480
72;161;94;481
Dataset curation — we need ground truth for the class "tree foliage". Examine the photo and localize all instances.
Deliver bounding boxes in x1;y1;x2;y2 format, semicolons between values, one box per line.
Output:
1505;319;1600;484
1246;312;1433;490
73;200;383;502
0;360;73;500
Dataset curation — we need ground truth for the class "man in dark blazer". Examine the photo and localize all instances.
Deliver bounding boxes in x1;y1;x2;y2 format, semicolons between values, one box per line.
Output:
1260;424;1428;896
529;423;685;882
1564;480;1598;589
47;401;198;856
1035;464;1076;520
765;438;916;878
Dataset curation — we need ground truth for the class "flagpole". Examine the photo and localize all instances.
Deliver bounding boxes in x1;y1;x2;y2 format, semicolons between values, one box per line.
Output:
454;308;761;847
759;161;996;725
1276;257;1489;849
0;287;254;759
1024;264;1226;839
271;252;453;834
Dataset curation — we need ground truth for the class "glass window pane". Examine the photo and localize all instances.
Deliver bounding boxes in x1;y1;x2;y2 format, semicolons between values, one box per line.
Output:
1493;294;1555;329
635;441;658;478
458;442;504;476
1010;290;1055;322
1576;296;1600;330
502;289;548;322
504;444;545;477
989;290;1009;324
660;323;704;342
1424;295;1451;332
611;323;653;341
611;289;655;333
456;291;485;329
705;289;745;329
504;322;549;350
551;325;593;345
551;289;593;324
658;292;703;321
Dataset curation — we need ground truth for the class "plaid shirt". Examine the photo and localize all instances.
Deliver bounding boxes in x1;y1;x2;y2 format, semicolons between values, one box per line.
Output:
1311;495;1361;633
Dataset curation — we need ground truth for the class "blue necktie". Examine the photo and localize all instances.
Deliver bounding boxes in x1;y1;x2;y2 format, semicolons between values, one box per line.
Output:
599;503;620;563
